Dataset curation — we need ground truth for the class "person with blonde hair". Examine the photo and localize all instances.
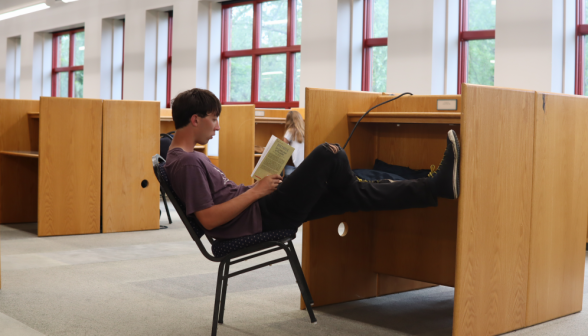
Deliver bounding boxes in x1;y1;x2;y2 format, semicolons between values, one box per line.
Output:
283;110;305;176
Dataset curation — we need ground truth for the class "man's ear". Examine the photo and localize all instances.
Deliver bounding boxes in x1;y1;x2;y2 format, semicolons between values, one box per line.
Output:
190;114;199;127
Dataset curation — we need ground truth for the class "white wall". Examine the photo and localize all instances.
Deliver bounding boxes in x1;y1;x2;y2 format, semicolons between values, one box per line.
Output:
494;0;575;93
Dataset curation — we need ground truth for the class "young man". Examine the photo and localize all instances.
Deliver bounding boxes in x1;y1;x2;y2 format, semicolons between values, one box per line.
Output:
165;88;460;239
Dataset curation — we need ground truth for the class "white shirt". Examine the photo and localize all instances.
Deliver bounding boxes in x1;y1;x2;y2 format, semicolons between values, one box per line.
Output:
284;129;305;167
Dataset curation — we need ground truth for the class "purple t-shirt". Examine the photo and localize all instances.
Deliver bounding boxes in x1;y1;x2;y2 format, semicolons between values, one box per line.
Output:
164;148;262;239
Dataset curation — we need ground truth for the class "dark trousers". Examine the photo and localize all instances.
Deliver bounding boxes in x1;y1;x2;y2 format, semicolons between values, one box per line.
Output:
259;143;438;231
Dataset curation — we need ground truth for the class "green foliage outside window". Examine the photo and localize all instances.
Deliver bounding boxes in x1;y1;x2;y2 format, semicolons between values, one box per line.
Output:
372;0;388;38
229;5;253;50
261;0;288;48
371;46;387;93
259;54;286;101
228;57;252;102
466;0;495;86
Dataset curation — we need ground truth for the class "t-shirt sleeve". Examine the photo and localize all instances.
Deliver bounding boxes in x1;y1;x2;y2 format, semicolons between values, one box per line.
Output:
284;129;292;142
172;165;214;216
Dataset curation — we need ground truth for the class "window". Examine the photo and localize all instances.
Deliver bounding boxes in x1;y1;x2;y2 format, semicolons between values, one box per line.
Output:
166;12;173;108
221;0;302;108
458;0;496;93
362;0;388;92
576;0;588;95
52;28;85;98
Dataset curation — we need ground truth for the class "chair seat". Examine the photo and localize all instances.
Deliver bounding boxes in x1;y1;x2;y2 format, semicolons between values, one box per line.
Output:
211;229;297;258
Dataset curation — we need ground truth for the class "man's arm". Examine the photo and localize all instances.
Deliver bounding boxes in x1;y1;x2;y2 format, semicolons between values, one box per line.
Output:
195;174;282;230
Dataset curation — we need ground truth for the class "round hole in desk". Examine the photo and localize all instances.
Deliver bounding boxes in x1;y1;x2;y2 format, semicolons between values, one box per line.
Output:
141;180;149;188
338;222;348;237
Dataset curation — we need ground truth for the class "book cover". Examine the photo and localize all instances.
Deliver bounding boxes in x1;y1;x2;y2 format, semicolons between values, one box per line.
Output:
251;135;294;181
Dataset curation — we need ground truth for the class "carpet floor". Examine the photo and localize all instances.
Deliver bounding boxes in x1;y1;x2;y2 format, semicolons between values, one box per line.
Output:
0;202;586;336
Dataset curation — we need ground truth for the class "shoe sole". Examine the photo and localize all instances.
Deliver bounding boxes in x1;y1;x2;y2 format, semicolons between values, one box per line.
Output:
448;130;460;198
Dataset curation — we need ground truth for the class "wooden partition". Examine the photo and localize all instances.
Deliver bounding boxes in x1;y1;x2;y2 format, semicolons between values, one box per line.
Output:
38;97;103;236
102;101;160;233
303;85;588;336
219;105;255;186
0;99;40;225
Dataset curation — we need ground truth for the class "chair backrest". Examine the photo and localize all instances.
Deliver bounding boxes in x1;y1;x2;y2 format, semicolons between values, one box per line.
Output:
152;154;219;261
160;133;173;160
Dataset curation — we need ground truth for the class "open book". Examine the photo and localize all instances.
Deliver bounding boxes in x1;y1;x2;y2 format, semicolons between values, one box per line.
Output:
252;135;294;181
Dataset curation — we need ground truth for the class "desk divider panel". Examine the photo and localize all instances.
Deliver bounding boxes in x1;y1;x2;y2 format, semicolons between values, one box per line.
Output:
219;105;255;186
38;97;102;236
525;92;588;326
102;100;160;233
0;99;39;225
454;85;535;336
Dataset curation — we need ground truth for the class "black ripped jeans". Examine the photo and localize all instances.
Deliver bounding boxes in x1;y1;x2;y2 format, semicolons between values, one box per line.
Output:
259;143;438;231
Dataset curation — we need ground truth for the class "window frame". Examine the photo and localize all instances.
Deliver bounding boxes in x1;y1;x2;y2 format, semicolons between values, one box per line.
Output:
576;0;588;95
166;12;173;108
220;0;301;108
51;28;85;97
458;0;496;94
362;0;388;92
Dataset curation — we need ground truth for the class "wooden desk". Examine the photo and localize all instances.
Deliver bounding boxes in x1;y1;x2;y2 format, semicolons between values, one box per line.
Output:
0;98;160;236
302;85;588;336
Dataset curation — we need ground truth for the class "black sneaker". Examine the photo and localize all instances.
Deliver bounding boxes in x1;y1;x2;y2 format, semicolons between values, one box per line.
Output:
430;130;460;199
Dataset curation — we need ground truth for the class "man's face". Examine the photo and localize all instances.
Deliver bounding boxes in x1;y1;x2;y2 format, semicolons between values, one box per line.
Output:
195;113;220;144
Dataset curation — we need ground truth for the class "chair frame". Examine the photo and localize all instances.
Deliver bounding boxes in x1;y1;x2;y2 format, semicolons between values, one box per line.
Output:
159;133;174;226
152;155;316;336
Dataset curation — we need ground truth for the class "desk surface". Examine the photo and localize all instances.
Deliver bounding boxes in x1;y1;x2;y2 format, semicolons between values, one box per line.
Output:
255;117;286;124
28;112;39;119
0;150;39;158
347;112;461;124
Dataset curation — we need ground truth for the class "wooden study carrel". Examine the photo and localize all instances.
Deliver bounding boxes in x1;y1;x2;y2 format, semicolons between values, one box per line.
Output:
302;84;588;336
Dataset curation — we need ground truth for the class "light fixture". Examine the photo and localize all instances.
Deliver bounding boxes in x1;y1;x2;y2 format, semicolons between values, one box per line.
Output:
0;3;50;21
62;0;79;3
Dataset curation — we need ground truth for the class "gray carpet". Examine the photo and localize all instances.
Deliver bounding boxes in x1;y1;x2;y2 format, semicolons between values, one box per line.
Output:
0;203;586;336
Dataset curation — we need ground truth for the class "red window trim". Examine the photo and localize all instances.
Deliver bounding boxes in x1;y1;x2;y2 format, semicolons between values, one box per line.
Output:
166;12;173;108
51;28;84;98
122;20;125;100
458;0;496;94
576;0;587;95
220;0;301;108
362;0;388;92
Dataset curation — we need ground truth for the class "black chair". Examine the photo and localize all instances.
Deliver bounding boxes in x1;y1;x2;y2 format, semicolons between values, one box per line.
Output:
159;133;174;226
152;154;316;336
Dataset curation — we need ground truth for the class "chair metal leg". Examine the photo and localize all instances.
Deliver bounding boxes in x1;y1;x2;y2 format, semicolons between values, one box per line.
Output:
218;261;230;324
161;188;172;224
287;241;314;306
283;245;317;323
211;261;225;336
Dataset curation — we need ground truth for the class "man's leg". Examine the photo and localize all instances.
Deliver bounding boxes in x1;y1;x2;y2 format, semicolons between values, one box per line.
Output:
259;130;460;231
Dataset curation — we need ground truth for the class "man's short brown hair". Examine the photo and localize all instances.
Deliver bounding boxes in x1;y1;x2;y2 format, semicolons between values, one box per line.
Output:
171;88;221;129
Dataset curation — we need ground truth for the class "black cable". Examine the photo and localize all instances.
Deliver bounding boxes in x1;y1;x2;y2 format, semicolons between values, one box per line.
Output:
342;92;413;149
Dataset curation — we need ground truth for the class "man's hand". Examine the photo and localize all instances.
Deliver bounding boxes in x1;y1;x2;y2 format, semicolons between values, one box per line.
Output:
252;174;282;198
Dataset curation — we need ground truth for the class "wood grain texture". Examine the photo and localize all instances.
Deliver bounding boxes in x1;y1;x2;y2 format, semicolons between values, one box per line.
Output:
377;275;436;296
525;92;588;326
371;124;460;287
102;100;160;233
255;123;286;147
454;85;535;336
218;105;255;186
348;112;461;124
0;99;39;225
38;97;102;236
371;95;461;113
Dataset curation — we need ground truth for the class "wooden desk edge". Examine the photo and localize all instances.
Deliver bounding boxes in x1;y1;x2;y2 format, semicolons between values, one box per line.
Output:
0;150;40;158
255;117;286;124
348;112;461;124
